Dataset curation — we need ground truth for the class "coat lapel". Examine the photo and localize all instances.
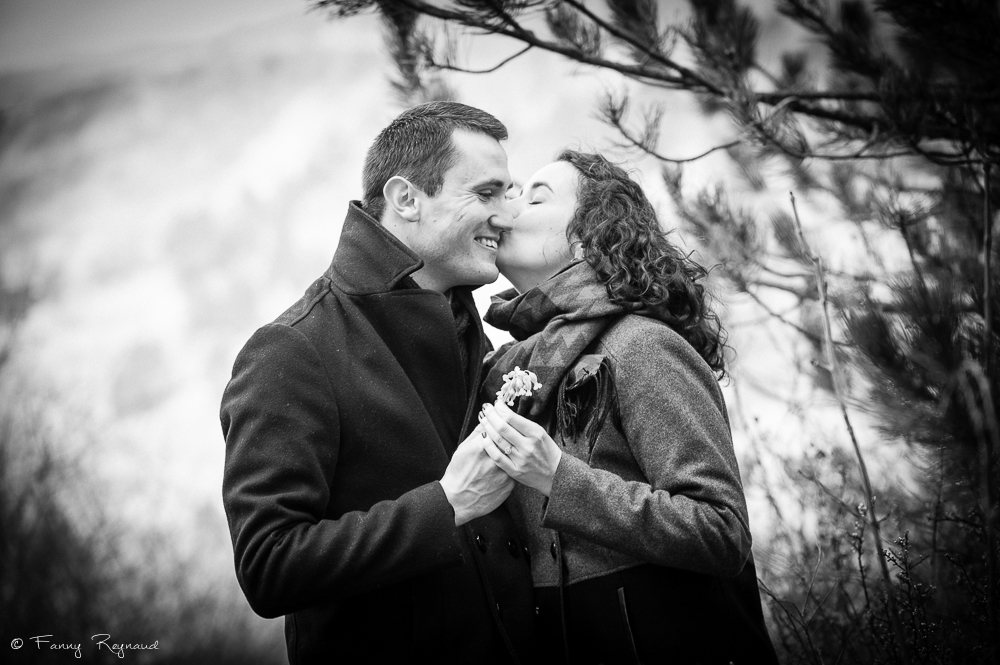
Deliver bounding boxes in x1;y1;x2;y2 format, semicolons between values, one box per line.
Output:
328;202;483;456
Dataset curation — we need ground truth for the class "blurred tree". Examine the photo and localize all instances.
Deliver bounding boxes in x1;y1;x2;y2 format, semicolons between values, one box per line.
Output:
312;1;1000;662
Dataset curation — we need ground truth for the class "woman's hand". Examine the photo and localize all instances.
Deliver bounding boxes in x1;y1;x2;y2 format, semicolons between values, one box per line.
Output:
479;402;562;497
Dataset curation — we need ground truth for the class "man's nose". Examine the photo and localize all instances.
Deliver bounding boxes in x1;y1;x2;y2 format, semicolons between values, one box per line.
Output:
491;198;517;230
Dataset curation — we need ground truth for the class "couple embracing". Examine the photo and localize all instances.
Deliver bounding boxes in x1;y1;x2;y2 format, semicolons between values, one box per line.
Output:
221;102;779;664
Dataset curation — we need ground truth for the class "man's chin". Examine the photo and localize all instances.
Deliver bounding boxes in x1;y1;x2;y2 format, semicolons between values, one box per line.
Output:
480;266;501;285
463;265;500;288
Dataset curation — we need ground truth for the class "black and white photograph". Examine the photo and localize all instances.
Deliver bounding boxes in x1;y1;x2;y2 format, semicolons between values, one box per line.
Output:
1;1;998;663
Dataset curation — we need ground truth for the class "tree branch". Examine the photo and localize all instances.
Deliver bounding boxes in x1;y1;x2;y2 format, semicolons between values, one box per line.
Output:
608;114;741;164
394;0;693;86
560;0;722;95
435;44;534;74
739;287;851;348
790;191;912;665
797;469;865;521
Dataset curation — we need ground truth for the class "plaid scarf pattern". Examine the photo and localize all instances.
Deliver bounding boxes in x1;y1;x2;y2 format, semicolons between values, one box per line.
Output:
483;261;627;422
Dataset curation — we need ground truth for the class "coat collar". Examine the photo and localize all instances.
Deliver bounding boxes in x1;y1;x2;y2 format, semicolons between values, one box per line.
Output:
327;201;424;295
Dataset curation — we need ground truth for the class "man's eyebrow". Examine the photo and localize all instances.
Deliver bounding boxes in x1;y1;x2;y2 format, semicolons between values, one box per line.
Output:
469;178;509;191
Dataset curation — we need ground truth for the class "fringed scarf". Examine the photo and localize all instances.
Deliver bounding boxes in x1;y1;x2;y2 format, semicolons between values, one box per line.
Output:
483;261;628;449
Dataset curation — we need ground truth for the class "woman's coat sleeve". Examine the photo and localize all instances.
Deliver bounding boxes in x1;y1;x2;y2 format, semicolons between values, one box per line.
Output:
540;325;752;577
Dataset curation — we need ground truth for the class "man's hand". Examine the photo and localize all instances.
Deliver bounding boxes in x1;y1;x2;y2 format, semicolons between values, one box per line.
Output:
440;425;515;526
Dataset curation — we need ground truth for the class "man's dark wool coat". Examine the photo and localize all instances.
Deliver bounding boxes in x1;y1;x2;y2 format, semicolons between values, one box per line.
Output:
221;203;535;664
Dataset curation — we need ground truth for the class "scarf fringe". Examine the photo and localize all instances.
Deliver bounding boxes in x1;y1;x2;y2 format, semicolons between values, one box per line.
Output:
556;358;615;456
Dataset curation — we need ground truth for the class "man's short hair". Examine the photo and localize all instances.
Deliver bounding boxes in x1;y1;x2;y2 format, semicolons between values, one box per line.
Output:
362;102;508;220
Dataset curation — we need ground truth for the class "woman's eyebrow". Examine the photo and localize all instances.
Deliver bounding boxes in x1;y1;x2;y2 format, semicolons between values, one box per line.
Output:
525;181;553;195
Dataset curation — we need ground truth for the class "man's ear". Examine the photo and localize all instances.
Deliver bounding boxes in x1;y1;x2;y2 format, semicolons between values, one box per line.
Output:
383;176;421;222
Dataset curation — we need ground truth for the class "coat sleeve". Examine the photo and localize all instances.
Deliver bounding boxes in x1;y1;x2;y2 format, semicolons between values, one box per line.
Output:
540;324;752;577
221;323;464;618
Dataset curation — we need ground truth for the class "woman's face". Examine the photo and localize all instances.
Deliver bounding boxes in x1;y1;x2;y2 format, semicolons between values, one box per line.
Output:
497;160;580;293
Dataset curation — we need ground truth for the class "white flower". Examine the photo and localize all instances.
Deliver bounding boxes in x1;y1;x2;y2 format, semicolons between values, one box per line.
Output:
496;366;542;406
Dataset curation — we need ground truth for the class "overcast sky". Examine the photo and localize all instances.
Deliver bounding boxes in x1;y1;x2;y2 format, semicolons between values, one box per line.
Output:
0;0;309;72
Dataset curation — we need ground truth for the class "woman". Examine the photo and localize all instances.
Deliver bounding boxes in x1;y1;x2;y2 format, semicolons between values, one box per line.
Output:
477;151;778;664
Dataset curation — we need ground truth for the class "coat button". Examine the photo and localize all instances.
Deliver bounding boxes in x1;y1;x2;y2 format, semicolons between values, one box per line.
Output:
507;540;521;558
523;546;531;564
475;533;487;552
550;540;558;559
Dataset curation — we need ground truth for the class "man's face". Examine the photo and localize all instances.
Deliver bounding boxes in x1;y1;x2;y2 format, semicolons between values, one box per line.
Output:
409;129;514;292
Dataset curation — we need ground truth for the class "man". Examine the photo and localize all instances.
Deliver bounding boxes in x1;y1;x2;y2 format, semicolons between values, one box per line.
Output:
221;102;535;664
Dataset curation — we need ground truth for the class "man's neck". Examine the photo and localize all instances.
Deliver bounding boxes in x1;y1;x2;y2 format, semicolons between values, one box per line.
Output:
409;266;452;294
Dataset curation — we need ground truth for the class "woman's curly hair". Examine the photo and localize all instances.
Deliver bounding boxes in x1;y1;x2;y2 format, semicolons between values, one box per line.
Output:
558;149;728;378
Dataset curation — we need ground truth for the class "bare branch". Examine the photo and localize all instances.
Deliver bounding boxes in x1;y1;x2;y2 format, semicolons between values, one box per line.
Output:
433;44;533;74
740;287;844;348
789;191;911;664
797;469;865;520
613;122;741;164
754;278;810;298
